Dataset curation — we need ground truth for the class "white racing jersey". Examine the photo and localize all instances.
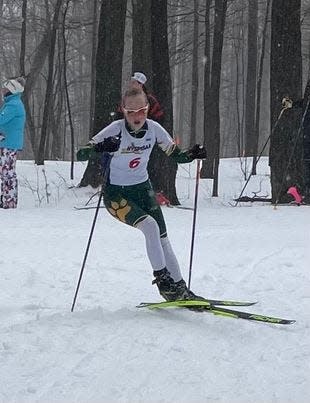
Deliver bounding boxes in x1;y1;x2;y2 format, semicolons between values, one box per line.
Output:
92;119;176;186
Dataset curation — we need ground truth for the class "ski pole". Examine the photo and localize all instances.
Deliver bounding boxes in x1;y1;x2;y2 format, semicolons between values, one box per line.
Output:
187;159;201;290
71;153;112;312
234;107;287;206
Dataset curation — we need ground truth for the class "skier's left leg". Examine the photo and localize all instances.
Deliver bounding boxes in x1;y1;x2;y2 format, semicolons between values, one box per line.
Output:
146;192;203;300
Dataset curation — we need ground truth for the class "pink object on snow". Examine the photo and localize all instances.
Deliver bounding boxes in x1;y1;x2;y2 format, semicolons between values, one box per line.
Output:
156;191;171;206
287;186;303;204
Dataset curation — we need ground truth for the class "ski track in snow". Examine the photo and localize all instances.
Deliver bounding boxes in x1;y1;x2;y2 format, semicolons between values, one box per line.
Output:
0;159;310;402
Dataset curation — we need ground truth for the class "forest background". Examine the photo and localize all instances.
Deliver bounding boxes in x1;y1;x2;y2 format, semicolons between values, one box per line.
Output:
0;0;309;202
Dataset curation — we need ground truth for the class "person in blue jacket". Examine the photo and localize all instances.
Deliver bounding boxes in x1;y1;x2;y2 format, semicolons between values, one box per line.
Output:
0;76;26;209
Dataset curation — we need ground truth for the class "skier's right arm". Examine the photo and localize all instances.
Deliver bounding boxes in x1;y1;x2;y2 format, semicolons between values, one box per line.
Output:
76;122;122;161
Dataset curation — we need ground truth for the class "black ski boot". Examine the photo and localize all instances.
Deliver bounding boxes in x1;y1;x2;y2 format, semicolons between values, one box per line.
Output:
152;269;203;301
152;268;177;301
174;279;204;301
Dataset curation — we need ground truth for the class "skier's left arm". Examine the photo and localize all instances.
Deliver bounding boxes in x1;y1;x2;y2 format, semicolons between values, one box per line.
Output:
154;121;206;163
167;144;207;163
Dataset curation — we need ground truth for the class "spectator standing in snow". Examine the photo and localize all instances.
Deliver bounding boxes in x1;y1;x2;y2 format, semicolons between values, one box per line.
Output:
0;77;26;209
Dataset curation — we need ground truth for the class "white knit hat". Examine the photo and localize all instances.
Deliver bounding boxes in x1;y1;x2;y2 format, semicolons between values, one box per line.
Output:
3;77;25;94
131;72;147;85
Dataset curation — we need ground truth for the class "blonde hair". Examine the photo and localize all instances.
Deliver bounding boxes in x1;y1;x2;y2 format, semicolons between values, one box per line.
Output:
122;88;148;106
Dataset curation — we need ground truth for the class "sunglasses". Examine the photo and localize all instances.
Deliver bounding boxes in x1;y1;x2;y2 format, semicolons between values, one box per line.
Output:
123;105;149;115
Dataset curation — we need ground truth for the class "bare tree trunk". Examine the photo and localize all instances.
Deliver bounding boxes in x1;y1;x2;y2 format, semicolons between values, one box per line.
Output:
270;0;303;202
50;72;64;160
251;0;270;174
23;30;50;158
244;0;258;158
230;2;247;158
172;0;186;142
189;0;199;146
203;0;211;149
148;0;179;204
201;0;227;197
212;0;228;195
79;0;127;188
132;0;152;81
36;0;63;165
233;34;243;157
20;0;27;76
89;0;99;138
62;0;75;179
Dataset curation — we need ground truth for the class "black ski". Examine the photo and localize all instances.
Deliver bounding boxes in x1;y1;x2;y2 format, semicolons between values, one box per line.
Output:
137;300;295;325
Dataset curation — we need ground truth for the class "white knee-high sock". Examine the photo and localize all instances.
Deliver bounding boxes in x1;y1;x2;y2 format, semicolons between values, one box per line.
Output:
160;237;182;282
136;216;166;271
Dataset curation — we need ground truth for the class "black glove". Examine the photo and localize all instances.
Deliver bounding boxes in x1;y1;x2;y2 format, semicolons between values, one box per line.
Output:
187;144;207;160
94;135;121;153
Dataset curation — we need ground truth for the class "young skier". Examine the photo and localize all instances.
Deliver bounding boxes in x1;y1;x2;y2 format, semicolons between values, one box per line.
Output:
78;87;206;301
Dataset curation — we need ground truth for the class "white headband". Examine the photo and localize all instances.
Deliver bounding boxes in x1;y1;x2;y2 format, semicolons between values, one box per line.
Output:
3;79;24;94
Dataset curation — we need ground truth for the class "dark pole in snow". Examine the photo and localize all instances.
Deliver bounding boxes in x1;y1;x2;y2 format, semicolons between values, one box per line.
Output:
188;159;201;290
71;153;112;312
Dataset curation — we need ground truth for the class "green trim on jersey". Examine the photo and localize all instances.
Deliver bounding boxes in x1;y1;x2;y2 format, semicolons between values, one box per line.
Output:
168;145;193;163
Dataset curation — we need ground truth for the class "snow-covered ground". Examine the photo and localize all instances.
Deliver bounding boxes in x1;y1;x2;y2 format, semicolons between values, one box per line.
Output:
0;157;309;403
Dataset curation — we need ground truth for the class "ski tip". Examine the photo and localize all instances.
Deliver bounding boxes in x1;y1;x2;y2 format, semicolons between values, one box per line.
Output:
274;319;296;325
214;300;258;307
247;301;258;306
136;303;146;308
137;302;157;308
285;319;296;325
